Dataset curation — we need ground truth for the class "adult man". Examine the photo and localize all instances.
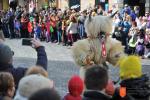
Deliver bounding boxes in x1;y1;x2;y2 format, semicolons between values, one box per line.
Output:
83;66;111;100
0;39;47;88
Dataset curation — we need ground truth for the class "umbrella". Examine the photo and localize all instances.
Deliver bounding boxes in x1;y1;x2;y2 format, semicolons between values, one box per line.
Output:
71;4;80;9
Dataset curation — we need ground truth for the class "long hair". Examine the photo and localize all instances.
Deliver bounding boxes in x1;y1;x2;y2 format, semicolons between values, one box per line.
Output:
70;16;77;23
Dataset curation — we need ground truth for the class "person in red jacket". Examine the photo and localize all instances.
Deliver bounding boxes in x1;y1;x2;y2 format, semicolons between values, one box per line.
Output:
27;21;33;38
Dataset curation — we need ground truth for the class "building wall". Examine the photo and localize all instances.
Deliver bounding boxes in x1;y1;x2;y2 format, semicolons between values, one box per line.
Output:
57;0;95;11
145;0;150;12
0;0;2;10
57;0;69;11
18;0;25;6
2;0;9;10
37;0;46;10
80;0;95;11
109;0;123;10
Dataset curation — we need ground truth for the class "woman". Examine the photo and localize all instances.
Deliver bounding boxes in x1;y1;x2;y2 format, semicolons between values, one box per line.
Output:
135;29;145;57
128;21;138;55
61;16;68;46
123;15;132;52
50;13;57;43
67;15;78;46
21;14;29;38
0;72;15;100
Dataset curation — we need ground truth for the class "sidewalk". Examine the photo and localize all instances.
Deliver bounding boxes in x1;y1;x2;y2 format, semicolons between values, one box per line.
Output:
142;59;150;66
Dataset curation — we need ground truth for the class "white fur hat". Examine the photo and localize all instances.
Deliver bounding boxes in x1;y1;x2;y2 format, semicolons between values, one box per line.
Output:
84;11;117;38
15;74;54;98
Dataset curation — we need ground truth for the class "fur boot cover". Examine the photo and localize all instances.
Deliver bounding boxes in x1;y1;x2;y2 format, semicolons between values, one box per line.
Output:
71;11;125;78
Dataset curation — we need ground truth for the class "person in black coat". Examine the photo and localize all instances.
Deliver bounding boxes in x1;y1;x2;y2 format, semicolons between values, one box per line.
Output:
112;56;150;100
82;66;111;100
0;39;47;89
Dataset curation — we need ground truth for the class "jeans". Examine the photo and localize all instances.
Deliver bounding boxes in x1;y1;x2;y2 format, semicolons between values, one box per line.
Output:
79;24;84;39
57;30;62;43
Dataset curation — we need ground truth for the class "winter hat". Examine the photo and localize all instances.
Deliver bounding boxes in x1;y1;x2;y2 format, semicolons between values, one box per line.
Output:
68;75;84;97
0;43;14;63
17;74;53;98
119;56;142;80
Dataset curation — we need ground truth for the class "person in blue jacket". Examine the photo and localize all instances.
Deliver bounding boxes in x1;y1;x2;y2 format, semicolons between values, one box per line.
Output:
0;39;47;89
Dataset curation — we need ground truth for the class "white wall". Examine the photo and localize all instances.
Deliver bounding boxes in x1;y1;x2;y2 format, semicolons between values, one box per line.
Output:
80;0;95;11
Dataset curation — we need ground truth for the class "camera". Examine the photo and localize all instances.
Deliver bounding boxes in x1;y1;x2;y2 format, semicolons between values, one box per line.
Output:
22;39;32;46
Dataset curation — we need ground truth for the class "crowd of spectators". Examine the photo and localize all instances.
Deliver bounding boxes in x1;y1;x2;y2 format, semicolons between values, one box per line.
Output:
0;4;150;100
0;4;150;58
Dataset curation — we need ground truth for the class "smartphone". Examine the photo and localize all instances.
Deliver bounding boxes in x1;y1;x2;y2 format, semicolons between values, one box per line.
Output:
22;39;32;46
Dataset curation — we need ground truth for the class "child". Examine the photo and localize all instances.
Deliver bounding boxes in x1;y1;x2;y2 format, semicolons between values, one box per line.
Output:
40;22;46;41
45;20;51;42
25;66;48;77
27;21;33;38
14;19;21;38
128;21;138;55
63;75;84;100
135;29;145;57
33;22;41;40
0;72;15;100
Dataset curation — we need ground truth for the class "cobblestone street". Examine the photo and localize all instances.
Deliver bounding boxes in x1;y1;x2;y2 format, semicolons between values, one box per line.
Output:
5;39;150;97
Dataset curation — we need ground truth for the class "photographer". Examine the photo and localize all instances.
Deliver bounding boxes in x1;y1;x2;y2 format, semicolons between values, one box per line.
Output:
0;39;47;89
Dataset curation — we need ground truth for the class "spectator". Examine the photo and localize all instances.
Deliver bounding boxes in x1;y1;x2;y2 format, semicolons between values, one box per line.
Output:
135;29;145;57
56;16;62;44
78;10;87;39
123;14;132;51
0;72;15;100
128;21;138;55
130;10;136;21
0;31;5;42
63;75;84;100
7;8;15;39
20;14;29;38
114;55;150;100
144;29;150;58
14;74;54;100
25;66;48;77
0;39;47;89
82;65;111;100
67;15;78;46
33;22;41;40
50;13;57;43
29;88;60;100
61;16;68;46
139;17;147;30
27;20;33;38
136;16;143;29
123;4;131;15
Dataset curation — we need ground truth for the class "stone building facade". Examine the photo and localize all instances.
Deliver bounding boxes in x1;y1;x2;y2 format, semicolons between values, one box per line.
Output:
145;0;150;12
0;0;9;10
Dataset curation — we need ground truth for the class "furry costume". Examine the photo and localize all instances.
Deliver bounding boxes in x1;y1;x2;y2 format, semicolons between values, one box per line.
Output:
71;11;125;78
